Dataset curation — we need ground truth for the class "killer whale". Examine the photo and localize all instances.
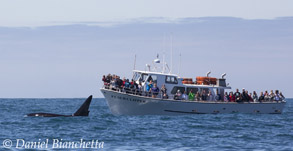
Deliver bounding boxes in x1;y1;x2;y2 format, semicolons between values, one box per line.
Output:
26;95;93;117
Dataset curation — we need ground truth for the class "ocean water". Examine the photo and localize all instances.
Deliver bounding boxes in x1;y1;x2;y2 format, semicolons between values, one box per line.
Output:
0;98;292;151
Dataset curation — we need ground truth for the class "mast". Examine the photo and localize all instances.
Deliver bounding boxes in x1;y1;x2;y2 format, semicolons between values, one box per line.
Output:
178;53;181;75
163;34;166;73
170;33;173;74
163;52;165;73
133;54;136;70
133;54;136;77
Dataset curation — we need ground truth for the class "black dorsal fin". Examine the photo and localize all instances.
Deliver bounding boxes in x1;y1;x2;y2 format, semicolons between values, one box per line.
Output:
73;95;92;116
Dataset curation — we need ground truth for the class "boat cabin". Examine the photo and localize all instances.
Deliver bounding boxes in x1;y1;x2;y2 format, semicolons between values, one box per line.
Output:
132;70;231;99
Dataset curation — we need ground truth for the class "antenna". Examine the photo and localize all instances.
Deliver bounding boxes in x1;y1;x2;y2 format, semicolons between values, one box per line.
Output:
153;54;160;71
170;33;173;74
178;53;181;75
133;54;136;70
146;64;151;71
163;52;165;73
133;54;136;77
166;64;171;73
163;34;166;73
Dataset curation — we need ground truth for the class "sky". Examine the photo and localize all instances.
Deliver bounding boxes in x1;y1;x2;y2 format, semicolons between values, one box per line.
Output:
0;0;293;98
1;0;293;27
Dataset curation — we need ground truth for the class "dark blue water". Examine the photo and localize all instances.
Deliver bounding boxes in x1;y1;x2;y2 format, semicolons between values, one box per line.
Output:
0;98;292;151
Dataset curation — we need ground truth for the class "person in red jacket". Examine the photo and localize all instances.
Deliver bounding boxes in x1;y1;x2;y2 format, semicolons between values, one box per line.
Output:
229;92;235;102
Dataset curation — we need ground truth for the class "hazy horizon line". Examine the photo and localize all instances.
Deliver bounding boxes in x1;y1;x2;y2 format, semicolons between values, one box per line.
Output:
1;16;293;28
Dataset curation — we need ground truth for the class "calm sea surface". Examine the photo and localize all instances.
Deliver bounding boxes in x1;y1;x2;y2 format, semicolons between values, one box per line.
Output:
0;98;292;151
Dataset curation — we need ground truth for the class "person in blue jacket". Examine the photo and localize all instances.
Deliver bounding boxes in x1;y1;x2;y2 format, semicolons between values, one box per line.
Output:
146;80;153;96
151;83;160;98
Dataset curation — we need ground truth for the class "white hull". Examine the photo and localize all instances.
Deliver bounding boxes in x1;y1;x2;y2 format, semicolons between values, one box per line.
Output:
101;88;286;115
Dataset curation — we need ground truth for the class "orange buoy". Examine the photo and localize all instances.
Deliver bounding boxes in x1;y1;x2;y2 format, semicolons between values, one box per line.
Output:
196;77;217;85
182;78;192;81
182;81;189;84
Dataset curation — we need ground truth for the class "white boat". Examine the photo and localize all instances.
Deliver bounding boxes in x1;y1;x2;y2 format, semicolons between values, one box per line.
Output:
101;58;286;115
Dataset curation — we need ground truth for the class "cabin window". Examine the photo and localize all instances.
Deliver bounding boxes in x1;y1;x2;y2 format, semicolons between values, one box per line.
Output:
140;73;148;82
187;87;198;94
147;75;157;83
171;86;185;94
133;72;141;81
165;76;178;84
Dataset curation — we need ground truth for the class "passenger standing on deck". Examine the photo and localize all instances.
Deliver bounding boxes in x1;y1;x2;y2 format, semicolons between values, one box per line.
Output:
264;91;269;101
195;92;201;101
129;79;135;93
137;81;142;95
215;89;221;101
207;90;214;101
146;80;153;96
102;75;106;84
274;90;280;102
258;92;265;102
269;90;275;101
122;77;126;88
151;83;160;98
161;84;168;99
110;76;116;90
102;75;110;89
117;76;123;91
106;74;112;84
229;92;235;102
224;92;229;102
241;89;249;102
174;90;182;100
114;76;119;91
280;92;285;100
182;91;187;100
201;90;207;101
133;80;138;94
247;91;253;102
252;91;258;102
188;90;195;101
234;89;241;102
124;79;130;93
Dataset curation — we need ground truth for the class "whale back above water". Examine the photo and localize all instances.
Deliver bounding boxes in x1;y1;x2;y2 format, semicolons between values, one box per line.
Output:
26;95;93;117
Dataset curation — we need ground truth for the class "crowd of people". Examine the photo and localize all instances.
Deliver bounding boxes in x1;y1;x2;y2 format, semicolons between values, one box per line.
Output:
103;74;285;102
102;74;143;95
223;88;285;102
102;74;169;98
174;89;217;101
174;88;285;102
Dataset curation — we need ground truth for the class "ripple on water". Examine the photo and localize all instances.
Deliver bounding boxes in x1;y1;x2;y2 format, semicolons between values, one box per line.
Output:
0;98;292;150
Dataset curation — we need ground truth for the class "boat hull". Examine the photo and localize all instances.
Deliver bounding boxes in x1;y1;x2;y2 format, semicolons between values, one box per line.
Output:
101;88;286;115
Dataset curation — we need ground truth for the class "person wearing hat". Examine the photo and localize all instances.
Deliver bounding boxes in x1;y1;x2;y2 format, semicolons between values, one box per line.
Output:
174;89;182;100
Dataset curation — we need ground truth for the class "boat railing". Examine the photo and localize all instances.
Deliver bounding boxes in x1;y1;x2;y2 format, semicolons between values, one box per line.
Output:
102;85;175;100
102;85;285;103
